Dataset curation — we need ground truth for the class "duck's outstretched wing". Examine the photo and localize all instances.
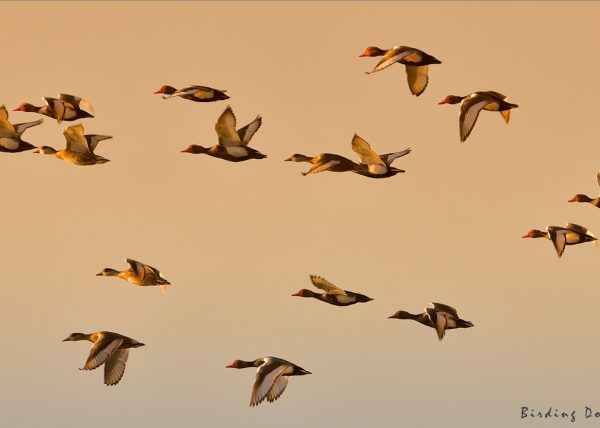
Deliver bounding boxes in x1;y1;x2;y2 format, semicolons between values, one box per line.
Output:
63;124;91;153
104;348;129;386
59;93;94;114
405;65;429;96
367;47;414;74
85;134;112;153
237;116;262;146
459;94;493;142
251;361;289;407
14;118;43;137
83;334;123;370
351;134;384;166
430;302;459;318
0;105;16;137
215;106;242;147
310;275;346;295
380;148;411;166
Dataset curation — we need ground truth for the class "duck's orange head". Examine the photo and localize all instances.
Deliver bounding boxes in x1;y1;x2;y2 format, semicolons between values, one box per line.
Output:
568;194;591;203
291;289;316;298
359;46;386;57
521;229;547;239
13;103;35;112
438;95;464;105
181;145;207;154
153;85;176;95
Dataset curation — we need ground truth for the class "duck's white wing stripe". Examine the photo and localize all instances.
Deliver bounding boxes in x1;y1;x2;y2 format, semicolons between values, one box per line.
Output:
251;364;288;407
266;375;289;403
552;230;568;257
382;148;411;165
369;50;413;74
84;337;123;370
238;116;262;146
104;348;129;386
460;99;489;142
305;160;340;175
435;314;447;340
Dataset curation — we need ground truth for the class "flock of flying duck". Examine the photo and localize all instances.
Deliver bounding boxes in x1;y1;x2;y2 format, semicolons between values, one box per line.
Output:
4;43;586;407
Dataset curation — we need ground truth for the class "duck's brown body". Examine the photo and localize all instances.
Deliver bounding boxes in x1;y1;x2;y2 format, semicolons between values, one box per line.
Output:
522;224;597;257
181;106;265;162
33;124;111;166
439;91;518;142
14;94;94;123
154;85;229;102
63;331;145;386
292;275;373;307
359;45;441;96
97;258;171;293
350;133;410;178
226;356;311;406
389;303;474;340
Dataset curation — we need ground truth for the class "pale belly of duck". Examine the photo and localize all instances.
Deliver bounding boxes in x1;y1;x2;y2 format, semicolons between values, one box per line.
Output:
0;137;19;150
368;164;387;175
225;146;249;157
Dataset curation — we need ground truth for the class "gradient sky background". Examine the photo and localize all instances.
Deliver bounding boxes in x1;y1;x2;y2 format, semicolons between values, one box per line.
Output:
2;2;600;427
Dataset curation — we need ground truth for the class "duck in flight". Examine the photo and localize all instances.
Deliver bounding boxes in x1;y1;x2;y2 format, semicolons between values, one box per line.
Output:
63;331;144;386
226;357;311;406
350;133;411;178
388;302;474;340
97;258;171;293
284;153;361;175
568;171;600;208
0;105;43;153
14;94;94;123
521;223;597;258
359;45;441;96
438;91;518;142
153;84;229;102
181;106;265;161
33;123;111;166
292;275;373;306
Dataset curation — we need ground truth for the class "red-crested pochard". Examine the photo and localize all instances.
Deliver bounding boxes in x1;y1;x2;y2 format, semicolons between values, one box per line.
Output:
153;85;229;102
14;94;94;123
63;331;145;386
181;105;265;161
438;91;518;142
388;302;474;340
0;104;43;152
292;275;373;306
359;45;441;96
226;357;311;406
568;171;600;208
522;224;597;258
351;133;411;178
33;123;111;166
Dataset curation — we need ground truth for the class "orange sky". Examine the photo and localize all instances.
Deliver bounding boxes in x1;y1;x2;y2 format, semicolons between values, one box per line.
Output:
2;2;600;427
